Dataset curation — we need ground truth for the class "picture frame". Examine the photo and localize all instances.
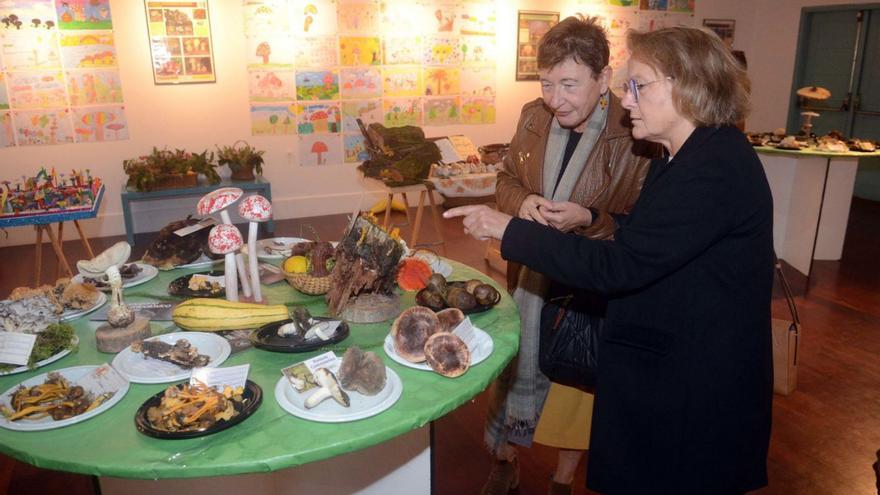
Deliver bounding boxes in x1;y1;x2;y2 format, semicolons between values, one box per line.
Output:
144;0;216;85
702;18;736;48
516;11;559;81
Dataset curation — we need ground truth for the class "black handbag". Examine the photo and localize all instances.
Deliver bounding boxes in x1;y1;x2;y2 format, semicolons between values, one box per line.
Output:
538;293;603;391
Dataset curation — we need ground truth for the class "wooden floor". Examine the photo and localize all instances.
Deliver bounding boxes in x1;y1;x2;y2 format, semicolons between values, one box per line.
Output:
1;198;878;494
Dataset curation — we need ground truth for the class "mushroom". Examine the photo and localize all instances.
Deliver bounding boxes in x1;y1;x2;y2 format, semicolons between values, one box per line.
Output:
77;241;131;278
436;307;465;332
391;306;442;363
105;265;134;328
237;195;272;303
304;368;350;409
338;346;387;396
197;188;252;298
424;332;471;378
208;224;244;302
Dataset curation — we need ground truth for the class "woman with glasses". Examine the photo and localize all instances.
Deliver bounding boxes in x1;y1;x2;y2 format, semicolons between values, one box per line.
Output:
479;15;654;495
447;27;773;494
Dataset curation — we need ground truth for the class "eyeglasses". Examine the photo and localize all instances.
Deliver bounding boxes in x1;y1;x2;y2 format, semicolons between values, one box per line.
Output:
621;76;674;103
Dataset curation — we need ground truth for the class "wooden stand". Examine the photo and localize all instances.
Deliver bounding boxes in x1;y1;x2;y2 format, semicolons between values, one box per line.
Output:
374;181;446;254
34;219;95;286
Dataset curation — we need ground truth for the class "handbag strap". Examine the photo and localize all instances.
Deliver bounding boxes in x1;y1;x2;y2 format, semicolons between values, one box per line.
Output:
774;254;800;325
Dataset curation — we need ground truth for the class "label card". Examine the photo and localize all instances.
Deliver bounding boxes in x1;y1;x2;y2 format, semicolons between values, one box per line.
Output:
281;351;338;393
191;364;250;391
78;364;129;394
453;317;477;351
174;217;217;237
0;333;37;366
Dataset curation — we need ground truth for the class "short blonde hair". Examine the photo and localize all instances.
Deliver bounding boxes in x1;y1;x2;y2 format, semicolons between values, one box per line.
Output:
627;27;750;126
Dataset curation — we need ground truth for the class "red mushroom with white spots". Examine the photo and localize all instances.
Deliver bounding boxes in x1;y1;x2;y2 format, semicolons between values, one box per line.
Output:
197;187;252;298
238;195;272;302
208;224;244;302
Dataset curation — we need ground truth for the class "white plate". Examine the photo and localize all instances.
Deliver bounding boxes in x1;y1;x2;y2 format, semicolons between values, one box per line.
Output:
71;263;159;291
60;292;107;322
383;326;494;371
274;362;402;423
0;365;129;431
174;255;223;270
111;332;231;384
242;237;309;260
0;336;79;376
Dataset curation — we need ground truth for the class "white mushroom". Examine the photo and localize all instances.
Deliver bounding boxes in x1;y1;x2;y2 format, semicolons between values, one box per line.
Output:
197;188;252;298
237;195;272;303
208;224;244;302
304;320;340;341
304;368;350;409
77;241;131;278
106;265;134;328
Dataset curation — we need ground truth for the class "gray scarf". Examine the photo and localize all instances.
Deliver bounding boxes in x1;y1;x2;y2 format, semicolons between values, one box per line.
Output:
484;100;607;453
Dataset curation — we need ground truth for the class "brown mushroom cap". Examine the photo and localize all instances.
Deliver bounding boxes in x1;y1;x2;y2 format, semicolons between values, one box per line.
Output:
436;308;465;333
391;306;441;363
424;332;471;378
338;346;387;396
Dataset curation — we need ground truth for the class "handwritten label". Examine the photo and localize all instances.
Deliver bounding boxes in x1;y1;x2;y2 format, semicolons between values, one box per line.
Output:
191;364;250;391
78;364;128;394
0;333;37;366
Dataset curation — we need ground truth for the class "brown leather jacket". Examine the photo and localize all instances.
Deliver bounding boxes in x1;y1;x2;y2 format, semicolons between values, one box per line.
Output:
496;94;656;289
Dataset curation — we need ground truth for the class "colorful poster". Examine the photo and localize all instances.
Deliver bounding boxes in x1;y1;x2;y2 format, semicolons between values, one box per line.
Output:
461;96;494;124
8;71;67;110
668;0;694;13
298;134;342;166
460;35;494;66
423;96;459;126
246;36;295;69
423;35;461;65
343;134;369;163
423;67;459;96
1;0;57;30
340;68;382;99
295;70;339;100
59;32;117;68
383;36;421;65
0;111;13;147
66;69;124;105
71;105;127;142
292;0;338;36
382;66;421;97
243;0;290;34
55;0;112;30
145;1;216;84
459;3;495;36
294;36;338;67
297;103;341;134
639;0;668;11
248;69;295;101
341;99;381;132
0;30;61;70
379;1;422;35
383;98;421;127
339;36;381;66
608;0;637;6
0;74;8;109
14;108;74;145
337;0;378;34
250;104;296;135
425;3;461;34
461;67;495;97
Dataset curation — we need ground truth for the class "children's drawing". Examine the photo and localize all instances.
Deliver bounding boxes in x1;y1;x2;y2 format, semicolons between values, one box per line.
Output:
423;35;461;66
0;30;61;70
55;0;112;30
461;96;494;125
60;32;117;68
382;67;421;98
460;35;494;65
291;0;337;36
343;134;369;163
294;36;338;67
250;104;297;135
339;36;380;66
640;0;668;11
247;36;294;69
243;0;290;34
1;0;57;31
341;99;381;132
297;103;341;134
14;108;74;146
459;3;495;36
0;74;8;109
337;0;378;34
0;111;14;147
667;0;694;13
379;1;422;35
66;69;124;105
383;36;421;65
248;69;295;101
71;105;127;142
423;96;460;126
426;3;461;34
606;14;634;36
298;134;342;166
8;71;67;110
340;68;381;99
460;67;495;96
295;70;339;100
423;67;459;96
383;98;421;127
608;0;638;6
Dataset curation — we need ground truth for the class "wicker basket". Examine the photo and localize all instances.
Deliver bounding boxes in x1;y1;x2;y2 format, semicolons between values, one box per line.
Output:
284;271;332;295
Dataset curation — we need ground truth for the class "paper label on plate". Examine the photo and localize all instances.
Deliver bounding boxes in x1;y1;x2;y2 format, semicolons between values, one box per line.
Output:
258;263;285;285
281;351;338;393
174;217;217;237
77;364;128;394
452;317;477;352
191;364;250;391
90;302;175;321
0;333;37;366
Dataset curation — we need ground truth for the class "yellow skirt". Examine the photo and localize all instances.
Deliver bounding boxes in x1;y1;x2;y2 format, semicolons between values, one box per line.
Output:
533;383;594;450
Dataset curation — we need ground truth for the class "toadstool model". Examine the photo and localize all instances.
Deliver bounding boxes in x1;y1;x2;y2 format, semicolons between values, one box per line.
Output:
238;195;272;303
208;224;244;302
197;187;252;298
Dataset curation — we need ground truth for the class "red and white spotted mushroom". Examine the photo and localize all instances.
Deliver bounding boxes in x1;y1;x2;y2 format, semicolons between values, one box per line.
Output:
238;195;272;302
208;224;244;302
197;187;252;298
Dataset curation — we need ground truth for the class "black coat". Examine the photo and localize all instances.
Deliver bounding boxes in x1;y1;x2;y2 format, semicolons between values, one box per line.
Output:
501;126;774;494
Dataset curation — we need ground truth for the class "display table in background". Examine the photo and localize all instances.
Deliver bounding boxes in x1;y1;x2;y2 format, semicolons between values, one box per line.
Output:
429;171;497;208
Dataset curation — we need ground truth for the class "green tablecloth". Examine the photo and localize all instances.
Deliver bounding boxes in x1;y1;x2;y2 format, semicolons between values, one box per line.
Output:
0;260;519;479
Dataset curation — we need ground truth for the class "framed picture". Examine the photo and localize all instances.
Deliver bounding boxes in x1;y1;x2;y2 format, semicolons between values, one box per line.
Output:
516;11;559;81
145;1;216;84
702;19;736;48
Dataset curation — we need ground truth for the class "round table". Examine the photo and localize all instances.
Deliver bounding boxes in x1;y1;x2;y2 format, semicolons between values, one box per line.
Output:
0;259;519;486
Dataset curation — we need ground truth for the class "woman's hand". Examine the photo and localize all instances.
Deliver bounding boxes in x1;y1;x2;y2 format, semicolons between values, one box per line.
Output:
540;201;592;232
518;194;553;225
443;205;513;241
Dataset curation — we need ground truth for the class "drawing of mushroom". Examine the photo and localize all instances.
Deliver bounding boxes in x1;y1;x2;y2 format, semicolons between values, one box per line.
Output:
208;224;244;302
238;195;272;303
256;41;271;65
106;122;125;140
311;140;328;165
198;187;253;298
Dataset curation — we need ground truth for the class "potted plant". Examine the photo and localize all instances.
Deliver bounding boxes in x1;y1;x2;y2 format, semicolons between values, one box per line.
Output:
217;141;265;181
123;147;220;192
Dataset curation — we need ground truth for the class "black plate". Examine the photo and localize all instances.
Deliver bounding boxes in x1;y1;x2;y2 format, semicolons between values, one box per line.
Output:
415;281;500;315
168;270;226;298
135;380;262;439
250;317;350;353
